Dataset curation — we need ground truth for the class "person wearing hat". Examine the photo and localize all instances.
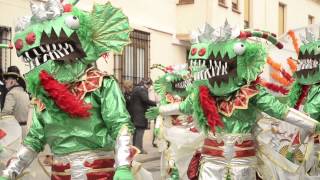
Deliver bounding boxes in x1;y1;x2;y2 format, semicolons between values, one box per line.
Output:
1;67;30;138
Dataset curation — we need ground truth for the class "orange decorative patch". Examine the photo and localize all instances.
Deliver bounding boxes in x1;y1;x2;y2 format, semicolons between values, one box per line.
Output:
72;68;107;99
218;85;259;117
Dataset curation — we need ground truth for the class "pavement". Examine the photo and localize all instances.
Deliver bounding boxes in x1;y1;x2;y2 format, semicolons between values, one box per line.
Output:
136;121;162;180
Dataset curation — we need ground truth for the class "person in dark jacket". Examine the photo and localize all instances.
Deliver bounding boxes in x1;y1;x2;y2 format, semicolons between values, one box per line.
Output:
128;78;156;154
0;68;6;110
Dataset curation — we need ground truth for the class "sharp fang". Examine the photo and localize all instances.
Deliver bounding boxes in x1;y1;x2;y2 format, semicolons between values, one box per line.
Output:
69;44;75;52
45;44;51;51
40;46;46;53
52;44;57;50
58;43;63;50
53;52;60;59
204;68;212;79
202;70;207;80
49;52;55;60
57;50;64;57
63;48;70;55
211;65;215;77
222;62;228;75
33;49;40;56
34;57;40;66
214;61;221;76
43;54;48;62
25;52;31;59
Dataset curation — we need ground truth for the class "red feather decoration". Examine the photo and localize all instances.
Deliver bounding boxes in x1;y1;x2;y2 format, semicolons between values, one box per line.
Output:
281;69;294;83
39;70;92;118
255;77;289;95
294;85;310;110
187;150;201;180
199;86;223;132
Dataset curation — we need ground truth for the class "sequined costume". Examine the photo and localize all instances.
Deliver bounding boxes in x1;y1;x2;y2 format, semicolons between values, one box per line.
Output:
0;1;143;180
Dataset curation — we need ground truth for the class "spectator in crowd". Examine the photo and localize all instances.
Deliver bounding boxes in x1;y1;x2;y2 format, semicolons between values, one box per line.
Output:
123;79;134;109
0;68;6;109
128;78;156;154
1;66;30;138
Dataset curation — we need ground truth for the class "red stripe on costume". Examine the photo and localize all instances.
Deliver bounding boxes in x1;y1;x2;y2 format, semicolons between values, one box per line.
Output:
84;159;115;169
39;70;92;118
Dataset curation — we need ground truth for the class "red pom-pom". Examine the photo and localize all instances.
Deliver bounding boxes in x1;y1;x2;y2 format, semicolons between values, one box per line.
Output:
63;4;73;12
39;70;92;118
199;86;223;132
26;32;36;45
198;48;206;56
15;39;23;51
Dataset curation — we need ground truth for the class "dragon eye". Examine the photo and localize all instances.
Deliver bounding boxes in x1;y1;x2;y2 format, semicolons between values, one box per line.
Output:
233;42;246;55
65;15;80;30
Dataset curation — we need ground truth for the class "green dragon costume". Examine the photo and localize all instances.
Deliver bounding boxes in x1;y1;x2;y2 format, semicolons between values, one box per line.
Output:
147;22;318;180
286;28;320;176
151;64;203;180
0;1;140;180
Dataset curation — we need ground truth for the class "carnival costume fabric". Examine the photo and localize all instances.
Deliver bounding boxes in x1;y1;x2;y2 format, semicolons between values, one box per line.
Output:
284;28;320;177
0;1;144;180
151;64;204;179
146;22;319;180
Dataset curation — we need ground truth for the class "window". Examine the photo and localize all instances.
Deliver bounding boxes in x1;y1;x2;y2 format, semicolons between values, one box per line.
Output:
232;0;239;11
278;3;286;35
177;0;194;5
218;0;227;8
114;30;150;86
0;26;12;71
308;15;314;25
244;0;250;28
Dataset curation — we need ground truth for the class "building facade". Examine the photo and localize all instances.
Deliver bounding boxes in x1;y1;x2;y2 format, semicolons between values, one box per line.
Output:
0;0;320;85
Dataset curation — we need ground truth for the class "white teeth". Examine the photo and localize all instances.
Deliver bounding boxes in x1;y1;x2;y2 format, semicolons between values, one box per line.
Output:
58;43;63;50
34;57;40;66
63;48;70;55
39;46;46;53
49;52;55;60
53;52;60;59
52;44;57;50
24;52;31;59
57;50;64;57
204;68;212;79
209;60;213;69
45;44;51;51
43;54;48;62
214;61;221;76
222;62;228;75
64;43;69;49
33;49;40;56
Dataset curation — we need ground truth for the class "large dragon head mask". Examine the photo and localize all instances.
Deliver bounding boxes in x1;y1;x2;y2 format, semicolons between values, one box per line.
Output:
189;22;283;96
14;0;131;95
294;28;320;85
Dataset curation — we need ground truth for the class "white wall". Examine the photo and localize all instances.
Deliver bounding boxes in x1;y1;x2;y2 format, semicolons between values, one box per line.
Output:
0;0;30;74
